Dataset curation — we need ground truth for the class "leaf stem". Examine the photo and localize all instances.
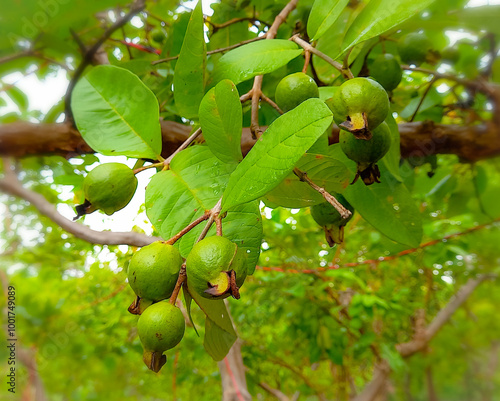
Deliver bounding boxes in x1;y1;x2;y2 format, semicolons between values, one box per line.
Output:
293;167;352;219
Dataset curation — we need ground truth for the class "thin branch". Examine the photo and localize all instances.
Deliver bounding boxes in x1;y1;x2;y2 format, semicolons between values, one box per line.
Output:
256;218;500;274
169;264;186;305
206;16;269;31
259;382;294;401
291;35;344;76
0;159;159;247
293;167;351;219
152;35;266;65
353;275;497;401
165;213;210;245
409;77;437;122
64;0;146;121
247;0;299;137
163;127;202;166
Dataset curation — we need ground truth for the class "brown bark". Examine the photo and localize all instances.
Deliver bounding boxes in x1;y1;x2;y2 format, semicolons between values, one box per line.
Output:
1;118;500;163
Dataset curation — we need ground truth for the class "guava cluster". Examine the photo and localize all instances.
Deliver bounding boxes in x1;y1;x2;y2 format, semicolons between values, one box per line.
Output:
77;163;248;372
124;236;247;372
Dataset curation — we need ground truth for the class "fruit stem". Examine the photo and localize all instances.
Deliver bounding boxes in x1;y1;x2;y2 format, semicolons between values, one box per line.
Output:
169;263;186;305
293;168;352;219
133;161;164;175
166;213;210;245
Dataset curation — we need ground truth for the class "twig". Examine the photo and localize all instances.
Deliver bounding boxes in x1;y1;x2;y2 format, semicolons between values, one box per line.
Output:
293;167;351;219
166;213;210;245
250;75;264;138
64;0;146;121
152;35;266;65
353;274;497;401
206;16;268;31
216;217;223;236
0;158;159;247
291;35;346;77
302;50;311;73
260;92;283;114
133;161;164;174
409;77;437;122
169;264;186;305
163;127;202;167
247;0;299;137
256;218;500;274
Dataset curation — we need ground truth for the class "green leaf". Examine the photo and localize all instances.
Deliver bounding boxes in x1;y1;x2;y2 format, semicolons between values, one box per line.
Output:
187;285;237;361
329;144;422;247
307;0;349;41
199;79;243;163
380;115;402;182
213;39;303;85
341;0;437;54
263;153;351;208
400;88;442;119
71;65;161;159
344;178;423;248
173;0;206;119
5;85;28;111
221;98;333;212
145;145;262;271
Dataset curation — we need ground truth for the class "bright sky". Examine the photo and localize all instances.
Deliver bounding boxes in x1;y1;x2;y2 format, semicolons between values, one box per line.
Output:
0;0;498;256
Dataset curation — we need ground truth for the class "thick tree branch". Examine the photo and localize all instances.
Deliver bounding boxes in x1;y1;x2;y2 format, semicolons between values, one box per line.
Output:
2;118;500;163
0;164;159;247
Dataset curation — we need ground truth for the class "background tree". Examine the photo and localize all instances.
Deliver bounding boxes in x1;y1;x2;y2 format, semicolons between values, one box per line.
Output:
1;0;500;400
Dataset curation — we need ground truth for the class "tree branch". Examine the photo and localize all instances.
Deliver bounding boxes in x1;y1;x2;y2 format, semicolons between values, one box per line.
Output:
353;275;496;401
64;0;146;121
0;162;159;247
2;117;500;163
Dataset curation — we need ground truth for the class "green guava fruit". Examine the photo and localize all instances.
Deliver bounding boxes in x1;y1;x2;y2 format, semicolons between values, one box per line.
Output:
137;301;185;372
369;54;402;92
151;27;166;44
340;121;391;185
328;77;389;140
275;72;319;112
311;195;355;246
397;33;432;65
127;241;182;304
186;236;247;300
81;163;137;216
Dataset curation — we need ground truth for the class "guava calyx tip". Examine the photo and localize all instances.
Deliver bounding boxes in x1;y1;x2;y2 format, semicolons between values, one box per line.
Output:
143;350;167;373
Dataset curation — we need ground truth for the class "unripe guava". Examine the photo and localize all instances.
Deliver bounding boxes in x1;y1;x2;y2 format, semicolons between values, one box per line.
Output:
151;27;166;44
82;163;137;215
398;33;432;66
311;196;354;246
369;54;402;92
275;72;319;112
186;236;247;300
328;78;389;140
127;241;182;303
137;301;185;372
340;121;391;185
